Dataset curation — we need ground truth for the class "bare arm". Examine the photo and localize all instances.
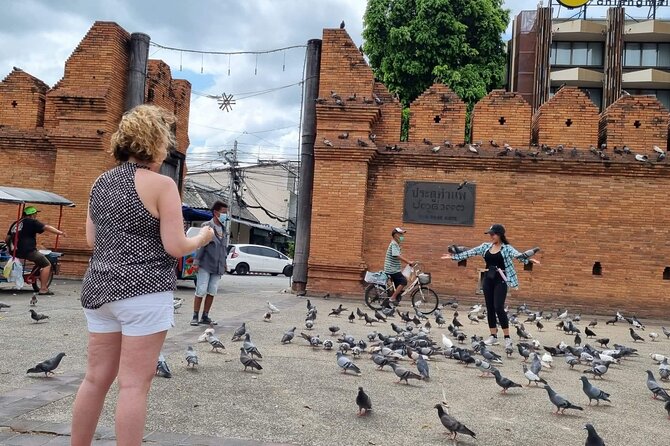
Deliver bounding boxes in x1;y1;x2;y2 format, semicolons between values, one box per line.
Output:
44;225;64;236
157;177;213;258
85;210;95;248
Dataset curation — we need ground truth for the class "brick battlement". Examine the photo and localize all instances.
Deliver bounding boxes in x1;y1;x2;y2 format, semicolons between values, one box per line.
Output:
308;27;670;318
0;21;191;276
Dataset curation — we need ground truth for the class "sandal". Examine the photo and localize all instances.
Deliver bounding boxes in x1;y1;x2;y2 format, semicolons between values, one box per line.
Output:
38;291;54;296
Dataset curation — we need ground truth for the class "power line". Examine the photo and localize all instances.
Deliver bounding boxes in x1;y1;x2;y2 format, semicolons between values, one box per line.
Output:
150;41;306;56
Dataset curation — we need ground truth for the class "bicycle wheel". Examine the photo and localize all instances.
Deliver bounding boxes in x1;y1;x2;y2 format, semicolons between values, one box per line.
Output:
364;284;386;311
31;267;54;292
410;286;439;314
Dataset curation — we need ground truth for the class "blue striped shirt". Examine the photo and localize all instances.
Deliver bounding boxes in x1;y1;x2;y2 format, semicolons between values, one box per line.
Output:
384;240;402;274
451;243;529;288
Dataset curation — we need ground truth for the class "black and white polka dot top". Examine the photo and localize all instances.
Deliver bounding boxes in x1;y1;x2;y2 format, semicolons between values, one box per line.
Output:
81;162;177;309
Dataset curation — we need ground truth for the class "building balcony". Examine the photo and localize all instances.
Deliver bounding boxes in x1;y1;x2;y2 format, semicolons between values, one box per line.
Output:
552;20;606;41
550;67;605;87
622;68;670;88
624;20;670;42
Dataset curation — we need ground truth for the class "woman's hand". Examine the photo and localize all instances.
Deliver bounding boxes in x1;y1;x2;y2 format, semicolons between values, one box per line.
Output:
441;254;452;260
530;258;541;265
199;227;214;246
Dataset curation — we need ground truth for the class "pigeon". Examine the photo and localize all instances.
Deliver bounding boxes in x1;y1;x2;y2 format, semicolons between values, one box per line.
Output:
339;20;345;29
544;385;583;414
536;320;544;331
0;301;10;311
29;309;49;323
575;334;582;347
475;359;496;377
323;138;333;147
231;323;246;341
580;376;610;405
523;364;547;386
492;369;522;393
666;400;670;419
338;131;349;139
663;326;670;339
348;312;355;323
584;423;606;446
467;144;479;154
323;339;334;350
356;308;366;319
155;354;171;378
173;298;183;313
373;93;383;105
29;295;37;306
364;313;377;326
197;324;216;343
431;146;440;153
355;386;372;416
281;327;296;344
371;354;394;370
26;353;66;376
517;344;531;362
185;346;198;368
649;332;659;342
389;362;422;384
596;338;610;348
373;310;387;323
329;325;340;335
336;352;361;374
588;320;598;327
263;312;272;322
434;404;476;441
239;348;262;371
629;327;644;342
646;370;670;400
329;304;346;316
243;333;262;359
305;320;314;330
267;301;280;313
660;358;670;381
585;327;597;338
206;333;225;352
416;356;430;380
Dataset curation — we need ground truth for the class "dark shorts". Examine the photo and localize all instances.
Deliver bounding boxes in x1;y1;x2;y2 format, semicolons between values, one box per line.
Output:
23;250;51;268
388;271;407;287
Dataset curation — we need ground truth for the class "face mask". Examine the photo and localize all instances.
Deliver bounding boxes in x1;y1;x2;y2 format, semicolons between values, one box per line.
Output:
398;236;405;242
218;214;228;223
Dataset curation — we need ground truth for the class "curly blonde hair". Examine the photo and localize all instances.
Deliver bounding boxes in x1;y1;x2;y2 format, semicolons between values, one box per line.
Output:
110;104;177;163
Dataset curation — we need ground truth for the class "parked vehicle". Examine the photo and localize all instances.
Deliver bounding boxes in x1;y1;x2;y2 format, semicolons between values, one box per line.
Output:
0;186;73;291
227;244;293;276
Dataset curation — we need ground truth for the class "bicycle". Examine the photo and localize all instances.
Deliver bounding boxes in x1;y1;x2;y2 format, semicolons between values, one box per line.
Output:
363;263;439;314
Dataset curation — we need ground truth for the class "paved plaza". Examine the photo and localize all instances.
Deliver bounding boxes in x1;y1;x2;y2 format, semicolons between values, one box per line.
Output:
0;275;669;445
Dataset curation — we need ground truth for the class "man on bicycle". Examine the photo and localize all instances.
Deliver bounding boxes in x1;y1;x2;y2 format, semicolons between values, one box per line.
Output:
5;206;64;295
384;227;415;305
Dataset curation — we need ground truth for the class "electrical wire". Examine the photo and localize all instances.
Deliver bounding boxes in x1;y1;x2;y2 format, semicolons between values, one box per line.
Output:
149;41;306;56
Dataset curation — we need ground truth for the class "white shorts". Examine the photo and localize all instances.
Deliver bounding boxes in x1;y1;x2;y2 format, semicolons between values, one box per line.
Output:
83;291;175;336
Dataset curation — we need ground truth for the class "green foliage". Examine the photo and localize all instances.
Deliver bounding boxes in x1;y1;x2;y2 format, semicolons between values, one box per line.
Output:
401;107;410;141
363;0;510;108
287;240;295;258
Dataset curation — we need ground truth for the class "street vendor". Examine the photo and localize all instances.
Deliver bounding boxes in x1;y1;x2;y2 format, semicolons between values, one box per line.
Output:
191;200;229;326
5;206;65;295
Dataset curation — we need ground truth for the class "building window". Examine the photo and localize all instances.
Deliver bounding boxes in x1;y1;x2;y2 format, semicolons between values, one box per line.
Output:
624;43;670;68
551;41;604;66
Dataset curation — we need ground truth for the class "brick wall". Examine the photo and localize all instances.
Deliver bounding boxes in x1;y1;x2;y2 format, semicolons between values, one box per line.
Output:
532;86;599;148
308;28;670;317
471;90;531;147
409;84;466;146
0;21;191;276
599;94;668;152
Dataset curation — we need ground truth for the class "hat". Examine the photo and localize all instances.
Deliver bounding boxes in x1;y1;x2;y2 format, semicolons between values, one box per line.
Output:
23;206;39;216
485;224;505;235
391;227;407;236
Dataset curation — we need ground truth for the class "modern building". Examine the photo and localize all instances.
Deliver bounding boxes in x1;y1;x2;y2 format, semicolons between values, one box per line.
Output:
508;3;670;113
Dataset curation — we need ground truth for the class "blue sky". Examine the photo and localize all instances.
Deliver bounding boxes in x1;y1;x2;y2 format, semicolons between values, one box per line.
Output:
2;0;668;169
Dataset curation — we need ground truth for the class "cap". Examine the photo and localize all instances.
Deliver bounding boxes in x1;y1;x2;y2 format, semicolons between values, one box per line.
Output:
485;224;505;235
23;206;39;216
391;227;407;236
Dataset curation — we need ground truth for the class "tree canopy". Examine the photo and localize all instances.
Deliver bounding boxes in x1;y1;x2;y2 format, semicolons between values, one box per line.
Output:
362;0;510;107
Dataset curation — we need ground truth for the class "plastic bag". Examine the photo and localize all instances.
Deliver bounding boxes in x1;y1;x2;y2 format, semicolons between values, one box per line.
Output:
402;264;412;279
2;257;14;279
364;271;387;285
9;261;24;289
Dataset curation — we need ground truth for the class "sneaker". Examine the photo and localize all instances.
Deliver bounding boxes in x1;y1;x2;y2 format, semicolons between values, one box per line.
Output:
190;316;200;326
483;335;499;346
504;337;513;350
199;315;218;325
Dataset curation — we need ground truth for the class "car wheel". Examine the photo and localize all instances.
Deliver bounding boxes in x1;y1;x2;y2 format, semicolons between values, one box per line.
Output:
282;265;293;277
271;273;279;276
235;263;250;275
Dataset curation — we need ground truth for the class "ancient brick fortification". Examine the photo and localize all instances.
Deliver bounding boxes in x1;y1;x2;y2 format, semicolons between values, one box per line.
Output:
309;28;670;317
0;22;191;275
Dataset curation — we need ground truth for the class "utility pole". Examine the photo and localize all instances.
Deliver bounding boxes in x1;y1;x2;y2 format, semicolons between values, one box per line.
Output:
226;140;238;246
125;33;150;111
292;39;322;294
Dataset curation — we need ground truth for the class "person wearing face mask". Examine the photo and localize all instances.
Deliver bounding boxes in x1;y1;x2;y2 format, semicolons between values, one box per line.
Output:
384;227;416;305
191;201;229;326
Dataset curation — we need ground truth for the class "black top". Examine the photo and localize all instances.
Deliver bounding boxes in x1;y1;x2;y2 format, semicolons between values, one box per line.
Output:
81;162;177;309
7;218;45;258
484;249;505;270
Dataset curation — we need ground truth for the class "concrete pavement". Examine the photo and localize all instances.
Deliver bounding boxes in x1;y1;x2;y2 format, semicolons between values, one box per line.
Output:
0;274;668;445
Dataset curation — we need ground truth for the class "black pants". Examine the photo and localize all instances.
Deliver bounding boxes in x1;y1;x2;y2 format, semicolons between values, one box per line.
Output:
482;277;509;330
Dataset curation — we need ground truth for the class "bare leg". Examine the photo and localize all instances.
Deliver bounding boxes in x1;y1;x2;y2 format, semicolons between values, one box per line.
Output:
115;331;167;446
203;294;214;314
193;296;203;314
390;285;404;302
71;332;122;446
39;264;51;293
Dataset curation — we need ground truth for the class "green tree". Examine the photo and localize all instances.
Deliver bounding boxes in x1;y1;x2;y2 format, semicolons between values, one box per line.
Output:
363;0;510;108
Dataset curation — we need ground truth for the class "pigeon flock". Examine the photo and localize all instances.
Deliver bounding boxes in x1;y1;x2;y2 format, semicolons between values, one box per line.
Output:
7;289;670;445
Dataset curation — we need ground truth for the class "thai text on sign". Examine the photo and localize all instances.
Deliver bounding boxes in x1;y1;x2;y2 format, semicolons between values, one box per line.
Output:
402;182;476;226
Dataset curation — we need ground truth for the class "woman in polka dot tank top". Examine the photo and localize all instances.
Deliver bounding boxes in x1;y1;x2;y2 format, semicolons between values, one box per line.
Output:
71;105;214;446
